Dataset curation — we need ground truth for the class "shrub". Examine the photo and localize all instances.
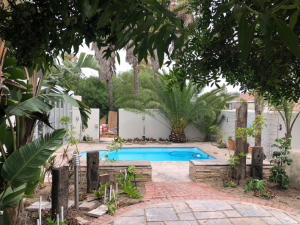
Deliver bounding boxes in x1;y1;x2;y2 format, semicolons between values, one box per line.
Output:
107;198;118;215
117;166;142;199
269;138;292;189
245;179;272;199
95;183;109;199
223;180;238;188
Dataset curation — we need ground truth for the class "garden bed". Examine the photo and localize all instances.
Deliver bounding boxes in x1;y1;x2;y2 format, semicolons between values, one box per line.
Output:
77;161;152;191
204;178;300;211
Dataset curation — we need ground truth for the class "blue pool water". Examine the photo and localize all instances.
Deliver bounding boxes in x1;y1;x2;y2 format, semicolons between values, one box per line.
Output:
81;147;214;162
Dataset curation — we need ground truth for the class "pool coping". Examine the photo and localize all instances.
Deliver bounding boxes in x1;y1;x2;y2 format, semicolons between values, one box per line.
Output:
61;142;270;167
80;146;216;163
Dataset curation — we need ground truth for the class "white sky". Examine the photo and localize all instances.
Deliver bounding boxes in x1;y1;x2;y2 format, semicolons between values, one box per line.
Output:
78;43;240;93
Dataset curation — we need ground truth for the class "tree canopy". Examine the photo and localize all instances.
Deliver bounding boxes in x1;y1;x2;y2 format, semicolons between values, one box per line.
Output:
46;53;108;116
114;69;234;142
0;0;184;68
175;0;300;102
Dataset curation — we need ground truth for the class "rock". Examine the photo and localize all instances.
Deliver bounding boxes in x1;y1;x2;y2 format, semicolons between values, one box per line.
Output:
79;200;100;211
26;201;51;211
86;194;98;202
76;216;90;225
86;204;108;217
26;200;74;211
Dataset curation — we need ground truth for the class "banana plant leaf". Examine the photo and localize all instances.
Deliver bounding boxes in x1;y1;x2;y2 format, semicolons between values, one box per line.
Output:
1;129;66;188
5;93;90;128
0;185;26;209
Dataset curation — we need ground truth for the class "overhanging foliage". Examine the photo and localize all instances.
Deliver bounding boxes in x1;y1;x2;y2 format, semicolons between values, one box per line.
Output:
0;0;184;68
176;0;300;102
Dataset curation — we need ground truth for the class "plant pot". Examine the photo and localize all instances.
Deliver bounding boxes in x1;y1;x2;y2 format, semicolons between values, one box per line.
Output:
227;139;236;150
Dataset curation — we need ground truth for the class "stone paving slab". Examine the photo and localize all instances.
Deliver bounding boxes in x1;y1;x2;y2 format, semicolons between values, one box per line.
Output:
79;200;100;211
110;200;300;225
146;207;178;221
86;204;108;218
26;200;74;211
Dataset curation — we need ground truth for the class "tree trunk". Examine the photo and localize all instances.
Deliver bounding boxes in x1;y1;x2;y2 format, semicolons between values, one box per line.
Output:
51;167;69;219
286;129;292;139
150;50;160;79
92;43;116;110
107;78;114;110
125;44;140;97
251;146;264;179
169;129;186;143
233;102;248;181
254;93;264;146
87;152;99;193
133;63;140;96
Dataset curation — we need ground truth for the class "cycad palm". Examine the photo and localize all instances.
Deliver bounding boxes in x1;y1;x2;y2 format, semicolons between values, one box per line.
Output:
117;73;234;142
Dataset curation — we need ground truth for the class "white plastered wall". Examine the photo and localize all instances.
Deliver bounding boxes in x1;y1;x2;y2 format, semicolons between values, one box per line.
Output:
82;108;100;141
219;110;300;158
118;109;204;140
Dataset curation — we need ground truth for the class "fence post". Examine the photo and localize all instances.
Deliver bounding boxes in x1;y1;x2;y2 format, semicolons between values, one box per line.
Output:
87;152;99;193
251;146;264;179
233;102;248;181
51;166;69;219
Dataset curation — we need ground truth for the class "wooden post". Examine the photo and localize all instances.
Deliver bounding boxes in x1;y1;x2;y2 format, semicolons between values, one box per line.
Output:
233;102;248;181
87;152;99;193
51;166;69;219
254;93;264;146
99;173;110;185
251;146;264;179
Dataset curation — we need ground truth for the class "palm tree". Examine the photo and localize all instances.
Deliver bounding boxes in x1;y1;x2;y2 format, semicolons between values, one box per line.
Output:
126;44;141;96
92;43;116;110
117;71;234;142
47;53;100;91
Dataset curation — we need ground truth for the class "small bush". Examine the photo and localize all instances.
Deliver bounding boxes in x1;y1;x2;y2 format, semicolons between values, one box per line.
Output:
95;183;109;199
107;198;118;215
223;180;237;188
118;166;142;199
269;138;292;189
47;218;68;225
245;179;272;199
269;166;289;189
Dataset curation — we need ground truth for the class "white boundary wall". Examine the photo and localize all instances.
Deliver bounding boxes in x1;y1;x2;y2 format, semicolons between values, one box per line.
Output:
34;96;100;141
82;108;100;140
118;109;204;141
220;110;300;158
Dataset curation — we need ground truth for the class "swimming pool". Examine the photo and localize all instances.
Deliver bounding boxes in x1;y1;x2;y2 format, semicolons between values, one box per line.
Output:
81;147;214;162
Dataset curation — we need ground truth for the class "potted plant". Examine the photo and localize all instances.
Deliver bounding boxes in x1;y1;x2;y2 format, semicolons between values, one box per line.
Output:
227;136;236;150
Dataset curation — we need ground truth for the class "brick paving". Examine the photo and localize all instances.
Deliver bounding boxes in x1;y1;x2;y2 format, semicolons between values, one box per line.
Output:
89;182;300;225
103;200;300;225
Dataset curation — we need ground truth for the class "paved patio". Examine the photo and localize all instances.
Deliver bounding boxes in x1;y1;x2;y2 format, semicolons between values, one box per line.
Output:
111;200;300;225
89;182;300;225
67;141;299;225
151;163;190;182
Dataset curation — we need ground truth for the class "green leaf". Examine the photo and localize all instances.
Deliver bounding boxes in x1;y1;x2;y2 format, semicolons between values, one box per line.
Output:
274;17;300;59
0;184;26;208
1;129;66;187
24;173;41;196
289;8;300;29
5;95;53;117
76;53;100;71
238;13;254;60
